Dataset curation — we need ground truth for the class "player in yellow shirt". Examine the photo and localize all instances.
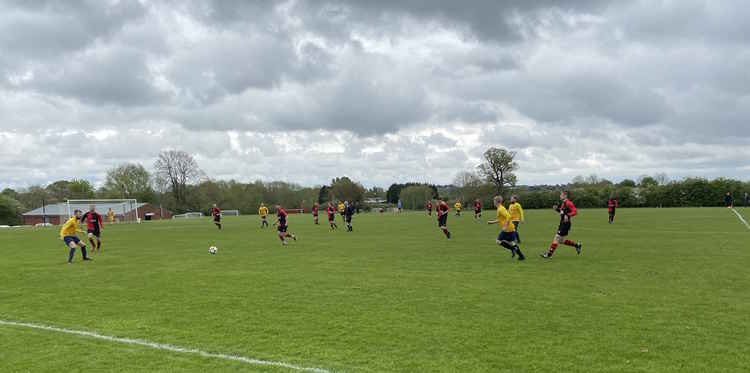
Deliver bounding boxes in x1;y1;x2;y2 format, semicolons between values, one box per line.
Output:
454;200;462;216
487;195;525;261
508;195;524;244
258;203;269;229
338;201;345;221
107;208;115;224
60;209;92;264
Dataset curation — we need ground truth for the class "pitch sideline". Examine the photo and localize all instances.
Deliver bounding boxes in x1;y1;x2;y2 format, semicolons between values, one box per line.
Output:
0;319;336;373
731;208;750;230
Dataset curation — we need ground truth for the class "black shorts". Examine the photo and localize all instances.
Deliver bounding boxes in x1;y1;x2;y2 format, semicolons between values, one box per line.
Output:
87;227;101;238
278;225;288;233
557;222;571;237
346;216;352;223
328;215;334;222
609;208;616;216
214;215;221;222
497;231;516;242
438;214;448;227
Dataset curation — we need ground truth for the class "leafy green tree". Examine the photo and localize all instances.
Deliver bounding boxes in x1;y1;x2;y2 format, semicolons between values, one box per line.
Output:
399;185;435;210
477;147;518;195
329;177;365;203
68;179;96;199
102;163;155;202
0;195;22;225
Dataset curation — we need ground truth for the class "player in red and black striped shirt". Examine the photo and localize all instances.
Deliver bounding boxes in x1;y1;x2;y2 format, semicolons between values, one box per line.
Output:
607;195;618;224
473;199;482;220
274;205;297;245
312;202;319;225
80;204;104;253
541;191;582;258
426;200;433;216
326;202;338;230
436;200;451;239
211;204;222;230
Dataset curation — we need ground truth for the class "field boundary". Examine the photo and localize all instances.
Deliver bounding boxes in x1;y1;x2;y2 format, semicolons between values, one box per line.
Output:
731;208;750;230
0;319;335;373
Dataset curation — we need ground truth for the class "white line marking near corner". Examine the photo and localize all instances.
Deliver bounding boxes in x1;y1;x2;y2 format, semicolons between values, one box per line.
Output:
0;319;336;373
731;208;750;230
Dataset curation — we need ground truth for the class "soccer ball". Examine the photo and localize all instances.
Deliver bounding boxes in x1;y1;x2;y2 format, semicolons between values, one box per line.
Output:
208;246;218;255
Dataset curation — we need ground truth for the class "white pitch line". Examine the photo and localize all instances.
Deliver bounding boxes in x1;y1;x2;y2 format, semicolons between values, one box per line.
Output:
731;208;750;230
0;319;335;373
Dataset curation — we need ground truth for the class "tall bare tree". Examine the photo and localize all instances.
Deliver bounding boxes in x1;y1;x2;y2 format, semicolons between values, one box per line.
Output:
477;147;518;195
154;150;203;205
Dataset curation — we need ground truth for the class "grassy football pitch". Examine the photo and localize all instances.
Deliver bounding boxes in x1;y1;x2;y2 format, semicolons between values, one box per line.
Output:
1;207;749;372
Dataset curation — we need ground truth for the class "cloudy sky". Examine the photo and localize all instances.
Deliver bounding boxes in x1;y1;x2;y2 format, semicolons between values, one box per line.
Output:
1;0;748;190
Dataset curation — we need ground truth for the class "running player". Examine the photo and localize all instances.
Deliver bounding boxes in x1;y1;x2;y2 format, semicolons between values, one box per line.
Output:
508;195;524;243
80;204;104;253
60;209;91;263
107;207;115;224
454;200;462;216
211;204;222;230
426;200;433;216
312;202;319;225
540;191;582;259
338;201;346;220
436;199;451;239
488;195;525;261
344;201;354;232
725;192;734;208
473;199;482;220
274;205;297;245
258;203;269;228
607;195;618;224
327;202;338;230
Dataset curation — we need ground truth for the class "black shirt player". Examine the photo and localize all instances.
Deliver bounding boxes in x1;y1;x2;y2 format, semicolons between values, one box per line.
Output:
344;202;355;232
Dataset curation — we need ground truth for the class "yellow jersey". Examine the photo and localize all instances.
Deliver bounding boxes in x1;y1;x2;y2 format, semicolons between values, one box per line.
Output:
107;211;115;222
60;216;82;239
496;205;515;233
509;202;524;222
259;206;268;217
338;203;345;213
455;202;462;211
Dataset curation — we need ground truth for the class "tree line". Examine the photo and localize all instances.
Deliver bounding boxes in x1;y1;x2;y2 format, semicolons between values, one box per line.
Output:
2;147;748;225
0;151;370;224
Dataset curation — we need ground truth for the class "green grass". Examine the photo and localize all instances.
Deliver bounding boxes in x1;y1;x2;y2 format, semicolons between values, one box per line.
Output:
1;207;749;372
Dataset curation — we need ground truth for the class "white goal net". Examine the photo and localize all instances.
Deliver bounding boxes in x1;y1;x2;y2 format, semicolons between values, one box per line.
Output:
222;209;240;216
173;212;203;219
66;199;141;224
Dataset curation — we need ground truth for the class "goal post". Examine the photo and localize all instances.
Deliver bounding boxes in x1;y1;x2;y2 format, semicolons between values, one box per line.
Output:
66;199;140;224
221;209;240;216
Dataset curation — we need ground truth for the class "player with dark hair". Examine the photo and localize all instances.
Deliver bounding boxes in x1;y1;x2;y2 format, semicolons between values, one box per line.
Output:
327;202;338;230
540;191;582;259
473;199;482;220
454;200;462;216
211;204;222;230
725;192;734;208
60;209;91;263
344;201;355;232
80;204;104;253
274;205;297;246
488;195;525;261
312;202;319;225
436;200;451;239
426;200;433;216
607;194;618;224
